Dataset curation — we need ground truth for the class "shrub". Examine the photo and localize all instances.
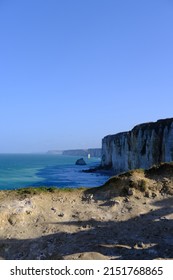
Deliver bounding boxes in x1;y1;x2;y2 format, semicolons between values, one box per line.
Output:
138;179;147;192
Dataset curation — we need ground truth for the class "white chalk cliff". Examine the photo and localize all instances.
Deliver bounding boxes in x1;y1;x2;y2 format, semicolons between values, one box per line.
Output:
101;118;173;174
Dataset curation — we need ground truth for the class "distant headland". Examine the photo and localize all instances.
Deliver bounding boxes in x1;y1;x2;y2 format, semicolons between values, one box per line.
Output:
47;148;101;158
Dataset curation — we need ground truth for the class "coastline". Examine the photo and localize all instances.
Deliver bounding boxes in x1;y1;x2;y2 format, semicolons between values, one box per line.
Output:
0;163;173;260
82;164;115;176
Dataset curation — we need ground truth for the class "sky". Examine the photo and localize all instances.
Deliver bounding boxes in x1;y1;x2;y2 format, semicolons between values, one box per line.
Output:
0;0;173;153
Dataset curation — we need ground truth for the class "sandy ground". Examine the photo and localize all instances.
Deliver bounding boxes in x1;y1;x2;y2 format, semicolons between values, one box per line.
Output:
0;163;173;260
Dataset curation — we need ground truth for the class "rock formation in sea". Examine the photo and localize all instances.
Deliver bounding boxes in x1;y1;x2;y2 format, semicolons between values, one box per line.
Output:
101;118;173;174
75;158;87;165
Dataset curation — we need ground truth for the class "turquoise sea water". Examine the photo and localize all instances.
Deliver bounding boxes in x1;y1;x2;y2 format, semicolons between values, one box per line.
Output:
0;154;109;190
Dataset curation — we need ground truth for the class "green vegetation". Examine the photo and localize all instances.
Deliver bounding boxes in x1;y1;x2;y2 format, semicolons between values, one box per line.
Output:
135;168;145;173
14;186;87;196
138;179;147;192
16;186;57;195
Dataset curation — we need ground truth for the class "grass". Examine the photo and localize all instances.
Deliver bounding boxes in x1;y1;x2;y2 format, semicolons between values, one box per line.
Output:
138;179;147;192
135;168;145;173
14;186;88;197
16;186;57;196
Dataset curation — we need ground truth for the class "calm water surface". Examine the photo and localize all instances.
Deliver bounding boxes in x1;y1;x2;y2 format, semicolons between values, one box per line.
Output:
0;154;109;190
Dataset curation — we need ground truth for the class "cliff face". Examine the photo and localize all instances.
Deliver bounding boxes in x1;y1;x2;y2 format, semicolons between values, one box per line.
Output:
101;118;173;173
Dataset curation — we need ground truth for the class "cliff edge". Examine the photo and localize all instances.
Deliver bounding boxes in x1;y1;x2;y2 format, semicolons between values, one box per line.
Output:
101;118;173;174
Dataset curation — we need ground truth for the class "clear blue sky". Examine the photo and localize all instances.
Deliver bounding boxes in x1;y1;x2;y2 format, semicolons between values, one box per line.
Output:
0;0;173;153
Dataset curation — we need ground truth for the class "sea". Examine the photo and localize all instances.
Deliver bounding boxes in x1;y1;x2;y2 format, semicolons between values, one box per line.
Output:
0;154;109;190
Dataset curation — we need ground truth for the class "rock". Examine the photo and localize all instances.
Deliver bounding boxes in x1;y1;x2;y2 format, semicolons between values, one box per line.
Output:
83;193;94;203
26;210;32;215
75;158;86;165
162;177;170;184
152;192;157;198
8;214;19;226
64;252;109;260
100;200;119;207
124;197;130;202
51;207;56;213
134;242;145;249
101;118;173;173
58;212;64;217
127;188;134;196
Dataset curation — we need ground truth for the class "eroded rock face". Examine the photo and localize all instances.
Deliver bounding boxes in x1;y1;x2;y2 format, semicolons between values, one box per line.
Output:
101;118;173;173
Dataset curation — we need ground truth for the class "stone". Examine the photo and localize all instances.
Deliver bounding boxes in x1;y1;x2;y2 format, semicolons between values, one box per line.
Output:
124;197;130;202
75;158;86;165
26;210;32;215
58;212;64;217
8;214;19;226
51;207;56;213
84;193;94;203
127;188;134;196
152;192;157;198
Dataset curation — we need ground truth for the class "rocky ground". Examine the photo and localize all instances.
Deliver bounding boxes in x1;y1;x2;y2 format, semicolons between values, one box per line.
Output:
0;162;173;260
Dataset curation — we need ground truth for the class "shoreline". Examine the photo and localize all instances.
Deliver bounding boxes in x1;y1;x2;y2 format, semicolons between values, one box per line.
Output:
0;163;173;260
82;164;115;176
